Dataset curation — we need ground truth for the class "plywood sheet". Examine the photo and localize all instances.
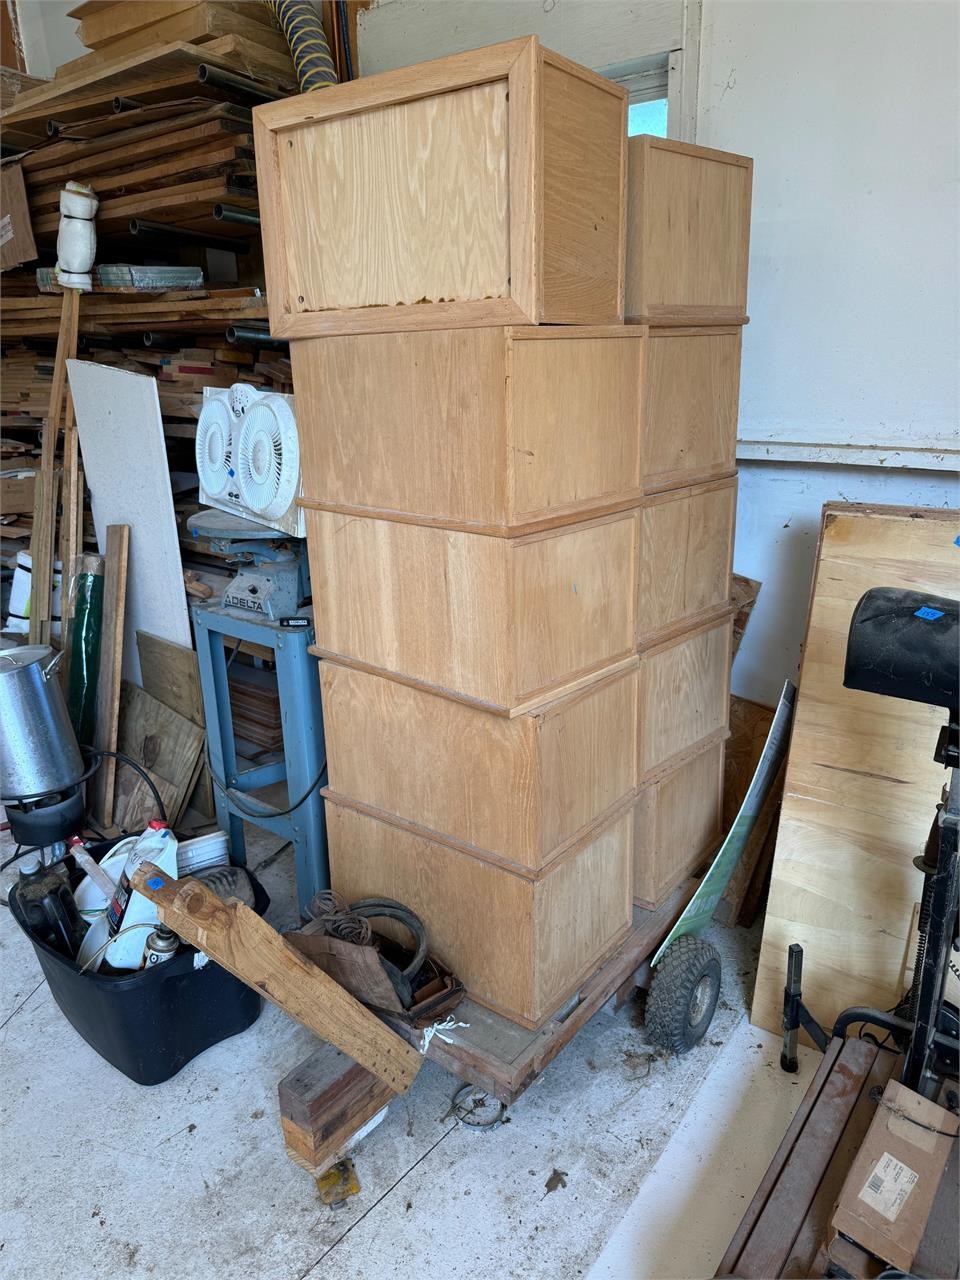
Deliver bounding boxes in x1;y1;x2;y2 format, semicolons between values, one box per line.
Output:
113;680;204;830
69;362;191;684
751;504;958;1034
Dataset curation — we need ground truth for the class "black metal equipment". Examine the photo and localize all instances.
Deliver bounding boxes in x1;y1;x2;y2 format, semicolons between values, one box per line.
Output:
781;587;960;1099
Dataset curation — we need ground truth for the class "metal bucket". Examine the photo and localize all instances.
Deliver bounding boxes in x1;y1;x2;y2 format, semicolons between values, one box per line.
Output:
0;646;85;800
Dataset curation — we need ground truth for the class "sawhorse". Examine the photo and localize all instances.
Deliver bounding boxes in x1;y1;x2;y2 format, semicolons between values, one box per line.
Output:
192;603;328;916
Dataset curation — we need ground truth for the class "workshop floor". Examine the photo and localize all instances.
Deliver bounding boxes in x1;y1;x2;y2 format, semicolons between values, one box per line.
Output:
0;822;818;1280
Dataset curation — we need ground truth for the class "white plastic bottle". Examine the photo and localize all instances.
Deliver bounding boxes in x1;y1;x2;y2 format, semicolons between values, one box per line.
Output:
104;821;179;970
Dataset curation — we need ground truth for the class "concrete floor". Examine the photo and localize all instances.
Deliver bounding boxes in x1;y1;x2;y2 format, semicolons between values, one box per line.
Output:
0;821;818;1280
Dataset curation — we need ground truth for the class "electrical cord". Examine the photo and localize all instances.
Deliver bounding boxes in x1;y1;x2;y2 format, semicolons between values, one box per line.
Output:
868;1086;959;1138
83;748;168;824
205;748;326;818
78;921;161;974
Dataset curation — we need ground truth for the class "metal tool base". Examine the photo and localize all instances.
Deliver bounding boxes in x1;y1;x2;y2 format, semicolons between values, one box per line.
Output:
192;604;328;916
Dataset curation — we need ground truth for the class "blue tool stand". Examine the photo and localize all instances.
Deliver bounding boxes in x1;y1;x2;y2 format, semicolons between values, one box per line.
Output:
192;603;328;916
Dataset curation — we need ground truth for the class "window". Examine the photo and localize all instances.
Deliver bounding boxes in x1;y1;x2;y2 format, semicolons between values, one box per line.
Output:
628;98;668;137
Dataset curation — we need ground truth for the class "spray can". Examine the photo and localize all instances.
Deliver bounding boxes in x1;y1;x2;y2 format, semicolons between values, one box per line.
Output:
144;926;179;967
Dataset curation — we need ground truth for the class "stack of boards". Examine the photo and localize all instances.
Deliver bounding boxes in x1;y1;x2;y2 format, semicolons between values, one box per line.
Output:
252;36;753;1029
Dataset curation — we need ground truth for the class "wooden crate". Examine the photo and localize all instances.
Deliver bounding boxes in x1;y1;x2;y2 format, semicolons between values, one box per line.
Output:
626;136;753;325
253;37;626;338
325;797;634;1029
640;326;742;494
638;613;733;777
637;476;736;645
320;658;639;871
633;737;725;908
305;507;639;714
293;326;741;533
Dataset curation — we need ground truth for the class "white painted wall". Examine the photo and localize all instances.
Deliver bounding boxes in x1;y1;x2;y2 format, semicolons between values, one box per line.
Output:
699;0;958;455
16;0;87;77
699;0;958;702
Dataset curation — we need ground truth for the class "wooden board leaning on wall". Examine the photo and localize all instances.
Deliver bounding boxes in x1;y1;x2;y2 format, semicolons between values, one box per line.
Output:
751;503;959;1035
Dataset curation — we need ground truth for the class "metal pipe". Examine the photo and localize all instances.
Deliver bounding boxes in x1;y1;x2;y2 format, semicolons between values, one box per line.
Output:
128;218;248;254
196;64;284;103
226;325;289;350
112;96;142;113
214;204;261;229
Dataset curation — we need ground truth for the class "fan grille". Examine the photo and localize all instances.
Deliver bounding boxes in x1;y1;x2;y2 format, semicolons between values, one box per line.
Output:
195;398;233;498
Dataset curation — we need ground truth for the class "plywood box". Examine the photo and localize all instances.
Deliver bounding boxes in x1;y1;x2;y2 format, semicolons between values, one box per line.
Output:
640;326;742;494
626;136;752;325
320;658;639;871
637;613;733;777
305;507;638;714
293;325;742;533
637;477;736;645
253;37;626;338
326;797;634;1028
633;738;725;907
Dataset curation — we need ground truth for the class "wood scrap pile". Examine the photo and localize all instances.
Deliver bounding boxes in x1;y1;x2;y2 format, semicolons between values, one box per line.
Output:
0;287;269;338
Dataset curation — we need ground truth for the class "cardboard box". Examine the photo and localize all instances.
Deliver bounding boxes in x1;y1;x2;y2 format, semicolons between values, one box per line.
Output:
831;1079;959;1272
0;162;38;272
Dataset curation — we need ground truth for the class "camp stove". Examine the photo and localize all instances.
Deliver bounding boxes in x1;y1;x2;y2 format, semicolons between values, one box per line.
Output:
186;508;309;620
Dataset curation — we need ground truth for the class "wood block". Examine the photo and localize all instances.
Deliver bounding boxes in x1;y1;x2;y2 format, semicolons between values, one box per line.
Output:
625;136;753;325
253;37;626;337
320;658;639;871
78;1;273;49
305;507;638;713
294;325;740;533
637;477;736;645
278;1045;394;1174
633;738;724;908
752;503;958;1036
637;613;733;777
325;798;634;1029
640;326;742;494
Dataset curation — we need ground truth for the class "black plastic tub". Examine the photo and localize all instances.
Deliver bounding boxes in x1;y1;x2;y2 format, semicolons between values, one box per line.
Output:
9;865;268;1086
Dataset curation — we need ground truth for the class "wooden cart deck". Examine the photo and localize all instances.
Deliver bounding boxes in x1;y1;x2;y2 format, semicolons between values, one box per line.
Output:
385;880;694;1106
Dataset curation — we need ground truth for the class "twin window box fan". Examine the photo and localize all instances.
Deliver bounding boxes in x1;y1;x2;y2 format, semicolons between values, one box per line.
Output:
191;384;308;619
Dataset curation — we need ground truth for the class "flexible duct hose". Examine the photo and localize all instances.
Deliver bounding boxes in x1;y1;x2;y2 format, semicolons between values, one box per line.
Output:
265;0;339;92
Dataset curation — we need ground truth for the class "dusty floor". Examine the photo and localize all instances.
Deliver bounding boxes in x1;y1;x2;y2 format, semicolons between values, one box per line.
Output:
0;821;818;1280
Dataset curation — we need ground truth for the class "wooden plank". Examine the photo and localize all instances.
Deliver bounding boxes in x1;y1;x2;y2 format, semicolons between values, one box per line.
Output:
66;2;288;70
326;798;633;1029
278;1046;394;1174
135;632;203;726
90;523;129;827
131;861;423;1094
112;680;204;830
625;134;753;324
29;288;78;644
719;1037;880;1277
752;504;958;1035
320;657;638;871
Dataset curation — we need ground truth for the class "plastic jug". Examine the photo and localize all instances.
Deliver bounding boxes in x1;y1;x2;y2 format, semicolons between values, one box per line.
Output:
104;821;179;970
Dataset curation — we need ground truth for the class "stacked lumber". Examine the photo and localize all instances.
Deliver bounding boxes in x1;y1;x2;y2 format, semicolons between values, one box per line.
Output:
228;665;284;752
752;504;958;1035
19;101;258;240
0;288;269;338
252;38;752;1030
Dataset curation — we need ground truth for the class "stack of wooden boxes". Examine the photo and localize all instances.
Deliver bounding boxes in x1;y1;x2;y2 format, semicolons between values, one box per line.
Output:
252;38;752;1029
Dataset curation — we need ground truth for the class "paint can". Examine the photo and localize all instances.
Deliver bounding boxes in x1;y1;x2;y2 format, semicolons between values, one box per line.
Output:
144;927;179;968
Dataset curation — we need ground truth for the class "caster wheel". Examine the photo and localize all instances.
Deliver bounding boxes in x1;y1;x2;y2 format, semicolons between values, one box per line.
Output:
646;936;722;1054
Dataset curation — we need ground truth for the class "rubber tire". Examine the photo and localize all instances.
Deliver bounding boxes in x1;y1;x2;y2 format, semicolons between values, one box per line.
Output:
646;936;722;1054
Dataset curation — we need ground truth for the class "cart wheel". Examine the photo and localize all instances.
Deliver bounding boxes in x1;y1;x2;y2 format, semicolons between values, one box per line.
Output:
646;936;722;1054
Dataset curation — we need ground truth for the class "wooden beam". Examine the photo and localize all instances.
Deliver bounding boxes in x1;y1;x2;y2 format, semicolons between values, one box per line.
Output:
29;287;79;644
278;1044;394;1174
90;524;129;826
131;863;423;1095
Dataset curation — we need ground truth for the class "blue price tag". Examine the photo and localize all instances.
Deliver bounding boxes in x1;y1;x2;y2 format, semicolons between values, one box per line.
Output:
914;606;944;621
146;876;165;889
